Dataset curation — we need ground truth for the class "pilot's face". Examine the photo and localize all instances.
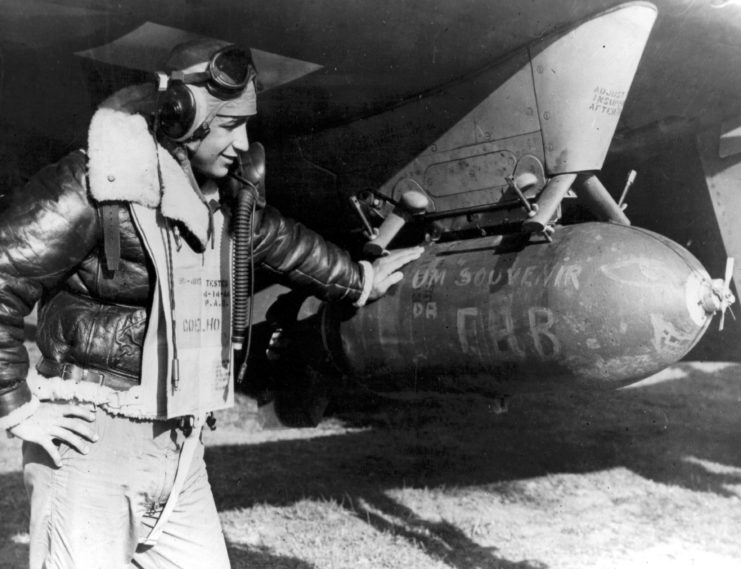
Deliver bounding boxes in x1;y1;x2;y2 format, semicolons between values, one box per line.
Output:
188;115;250;179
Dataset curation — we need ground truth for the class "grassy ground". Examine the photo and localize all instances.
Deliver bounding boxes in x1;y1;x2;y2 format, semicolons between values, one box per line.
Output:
2;361;741;568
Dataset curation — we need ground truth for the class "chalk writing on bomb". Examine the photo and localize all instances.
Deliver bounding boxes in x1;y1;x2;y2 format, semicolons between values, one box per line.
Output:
454;264;581;289
412;263;582;290
457;305;560;361
413;302;438;319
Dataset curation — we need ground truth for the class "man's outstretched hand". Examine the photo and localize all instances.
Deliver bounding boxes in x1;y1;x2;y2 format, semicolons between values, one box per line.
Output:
368;246;424;301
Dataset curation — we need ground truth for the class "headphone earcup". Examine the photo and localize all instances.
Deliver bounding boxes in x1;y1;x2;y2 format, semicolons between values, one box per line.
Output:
157;84;197;140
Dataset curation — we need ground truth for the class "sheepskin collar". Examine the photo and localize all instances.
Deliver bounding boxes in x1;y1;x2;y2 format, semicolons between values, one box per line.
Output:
87;84;210;247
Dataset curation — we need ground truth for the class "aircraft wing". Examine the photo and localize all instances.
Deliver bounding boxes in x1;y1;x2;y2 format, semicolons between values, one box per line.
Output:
1;0;740;391
2;1;740;147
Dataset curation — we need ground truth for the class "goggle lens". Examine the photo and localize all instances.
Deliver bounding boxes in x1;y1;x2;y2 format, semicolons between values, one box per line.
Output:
210;47;255;92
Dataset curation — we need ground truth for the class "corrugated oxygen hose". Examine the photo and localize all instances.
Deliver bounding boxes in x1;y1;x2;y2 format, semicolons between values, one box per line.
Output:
232;183;257;384
230;143;265;385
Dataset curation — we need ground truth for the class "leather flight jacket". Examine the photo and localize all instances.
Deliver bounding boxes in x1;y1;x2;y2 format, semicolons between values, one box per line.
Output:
0;149;364;422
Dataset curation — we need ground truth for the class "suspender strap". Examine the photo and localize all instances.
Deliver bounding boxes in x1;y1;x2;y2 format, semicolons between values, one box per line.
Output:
100;203;121;273
141;416;204;546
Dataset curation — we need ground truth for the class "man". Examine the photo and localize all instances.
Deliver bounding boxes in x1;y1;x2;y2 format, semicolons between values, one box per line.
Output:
0;39;421;568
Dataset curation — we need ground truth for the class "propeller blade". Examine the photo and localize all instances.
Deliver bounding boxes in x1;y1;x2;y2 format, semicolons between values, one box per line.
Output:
724;257;734;288
719;257;735;331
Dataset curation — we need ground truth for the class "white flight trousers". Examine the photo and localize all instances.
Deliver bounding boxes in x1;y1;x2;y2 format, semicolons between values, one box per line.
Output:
22;407;231;569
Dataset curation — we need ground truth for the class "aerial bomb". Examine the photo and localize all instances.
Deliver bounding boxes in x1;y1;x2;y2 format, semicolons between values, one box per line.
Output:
308;222;724;394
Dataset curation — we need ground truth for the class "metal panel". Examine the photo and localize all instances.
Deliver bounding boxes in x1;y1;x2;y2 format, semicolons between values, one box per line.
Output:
424;151;516;198
532;3;657;173
378;52;543;213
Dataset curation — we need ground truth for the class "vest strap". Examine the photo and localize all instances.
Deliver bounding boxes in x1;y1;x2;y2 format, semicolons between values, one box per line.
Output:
100;203;121;273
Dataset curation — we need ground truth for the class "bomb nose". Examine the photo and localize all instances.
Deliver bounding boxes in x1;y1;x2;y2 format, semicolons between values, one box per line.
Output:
698;258;737;331
699;279;734;315
700;279;724;314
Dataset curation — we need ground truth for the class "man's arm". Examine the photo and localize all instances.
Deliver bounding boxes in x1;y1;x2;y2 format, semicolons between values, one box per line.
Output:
251;205;421;304
0;151;99;430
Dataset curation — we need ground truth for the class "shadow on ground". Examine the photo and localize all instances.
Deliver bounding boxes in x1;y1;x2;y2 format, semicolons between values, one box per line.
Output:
2;363;739;568
203;363;741;568
211;364;741;502
227;544;317;569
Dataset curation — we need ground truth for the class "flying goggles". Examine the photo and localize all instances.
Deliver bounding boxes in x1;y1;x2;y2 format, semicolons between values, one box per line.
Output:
167;45;256;98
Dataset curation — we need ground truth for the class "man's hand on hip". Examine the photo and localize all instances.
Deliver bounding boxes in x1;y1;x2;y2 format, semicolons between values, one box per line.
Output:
9;401;98;467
